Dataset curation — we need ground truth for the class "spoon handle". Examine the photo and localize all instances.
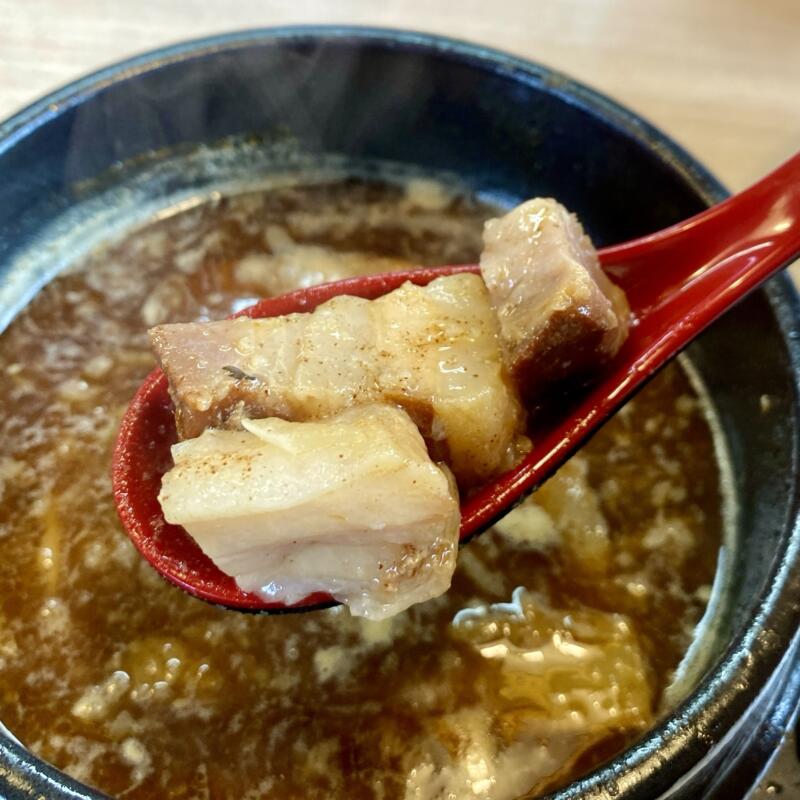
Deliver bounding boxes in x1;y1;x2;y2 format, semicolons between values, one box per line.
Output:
463;152;800;543
598;151;800;372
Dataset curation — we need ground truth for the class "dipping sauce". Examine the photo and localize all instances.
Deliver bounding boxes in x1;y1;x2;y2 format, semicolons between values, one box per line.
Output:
0;178;722;799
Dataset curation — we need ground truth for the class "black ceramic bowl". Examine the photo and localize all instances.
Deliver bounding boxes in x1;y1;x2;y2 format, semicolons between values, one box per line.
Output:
1;27;799;800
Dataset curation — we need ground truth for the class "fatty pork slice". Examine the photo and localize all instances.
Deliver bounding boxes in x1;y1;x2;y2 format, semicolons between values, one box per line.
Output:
480;198;630;400
150;274;526;488
158;404;460;620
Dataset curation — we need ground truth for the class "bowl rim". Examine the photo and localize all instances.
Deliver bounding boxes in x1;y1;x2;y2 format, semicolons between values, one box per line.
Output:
1;24;800;800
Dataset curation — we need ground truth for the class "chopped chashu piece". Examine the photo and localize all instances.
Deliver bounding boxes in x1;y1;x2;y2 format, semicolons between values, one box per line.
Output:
151;273;526;489
159;405;460;620
480;198;630;400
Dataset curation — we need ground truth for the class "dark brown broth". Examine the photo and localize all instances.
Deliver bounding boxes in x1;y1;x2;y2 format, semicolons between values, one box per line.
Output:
0;179;722;800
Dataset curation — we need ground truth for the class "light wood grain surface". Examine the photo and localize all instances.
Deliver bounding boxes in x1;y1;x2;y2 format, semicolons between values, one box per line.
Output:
1;0;798;194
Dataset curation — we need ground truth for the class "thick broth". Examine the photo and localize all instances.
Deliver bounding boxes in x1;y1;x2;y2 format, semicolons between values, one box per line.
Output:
0;179;722;800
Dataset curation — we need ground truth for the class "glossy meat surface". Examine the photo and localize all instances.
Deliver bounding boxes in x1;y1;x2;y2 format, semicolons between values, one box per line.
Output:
159;404;460;620
151;273;526;488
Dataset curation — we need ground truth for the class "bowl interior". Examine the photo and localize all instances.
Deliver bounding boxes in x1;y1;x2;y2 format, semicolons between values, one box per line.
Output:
0;28;798;800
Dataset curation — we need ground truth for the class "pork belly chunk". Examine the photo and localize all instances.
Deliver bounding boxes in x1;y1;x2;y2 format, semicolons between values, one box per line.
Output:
150;274;526;488
480;198;630;400
158;404;460;620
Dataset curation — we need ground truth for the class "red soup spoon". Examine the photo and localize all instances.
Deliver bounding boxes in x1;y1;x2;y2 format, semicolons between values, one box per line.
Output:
112;151;800;613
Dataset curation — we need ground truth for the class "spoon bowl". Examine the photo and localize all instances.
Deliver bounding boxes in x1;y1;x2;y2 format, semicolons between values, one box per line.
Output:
112;151;800;612
112;266;475;612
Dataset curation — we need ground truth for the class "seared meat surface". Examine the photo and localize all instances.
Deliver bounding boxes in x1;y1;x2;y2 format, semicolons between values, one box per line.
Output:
480;198;629;400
